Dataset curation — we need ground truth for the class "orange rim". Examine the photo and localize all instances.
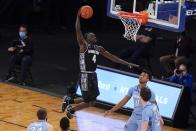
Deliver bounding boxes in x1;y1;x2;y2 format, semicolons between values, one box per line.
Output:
117;12;148;24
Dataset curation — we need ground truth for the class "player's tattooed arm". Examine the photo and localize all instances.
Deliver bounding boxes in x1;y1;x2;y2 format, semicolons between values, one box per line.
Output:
98;46;139;68
104;95;131;116
75;9;87;51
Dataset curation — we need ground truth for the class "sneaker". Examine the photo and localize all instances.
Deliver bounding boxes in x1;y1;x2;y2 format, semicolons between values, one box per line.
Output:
18;82;27;86
62;96;72;113
4;75;15;82
66;111;74;119
66;105;75;119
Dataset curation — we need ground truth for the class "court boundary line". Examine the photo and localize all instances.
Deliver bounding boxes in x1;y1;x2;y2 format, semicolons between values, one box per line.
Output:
0;119;27;128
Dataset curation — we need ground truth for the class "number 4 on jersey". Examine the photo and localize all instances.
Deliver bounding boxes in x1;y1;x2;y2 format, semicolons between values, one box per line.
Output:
92;55;96;63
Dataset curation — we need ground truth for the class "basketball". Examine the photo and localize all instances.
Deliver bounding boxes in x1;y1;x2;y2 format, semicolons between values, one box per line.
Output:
80;5;93;19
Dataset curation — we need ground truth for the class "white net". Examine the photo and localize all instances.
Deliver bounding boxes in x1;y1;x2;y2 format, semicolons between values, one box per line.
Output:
118;16;141;42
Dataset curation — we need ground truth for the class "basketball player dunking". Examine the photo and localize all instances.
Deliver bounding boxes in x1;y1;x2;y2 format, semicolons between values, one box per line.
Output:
62;9;139;119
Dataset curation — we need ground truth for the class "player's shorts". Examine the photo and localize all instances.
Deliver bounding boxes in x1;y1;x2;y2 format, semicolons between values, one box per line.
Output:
79;72;100;103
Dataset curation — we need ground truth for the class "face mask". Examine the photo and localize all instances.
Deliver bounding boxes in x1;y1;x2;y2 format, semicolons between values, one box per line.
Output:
19;32;27;40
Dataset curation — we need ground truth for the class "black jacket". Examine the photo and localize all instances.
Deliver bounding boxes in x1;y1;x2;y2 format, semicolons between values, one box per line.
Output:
12;37;34;56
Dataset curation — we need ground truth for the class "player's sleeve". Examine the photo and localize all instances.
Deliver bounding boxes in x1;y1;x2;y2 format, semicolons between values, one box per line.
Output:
142;108;152;122
127;87;134;97
150;90;156;102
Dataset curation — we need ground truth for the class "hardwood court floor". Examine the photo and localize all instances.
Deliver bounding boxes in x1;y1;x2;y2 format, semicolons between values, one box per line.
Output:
0;83;183;131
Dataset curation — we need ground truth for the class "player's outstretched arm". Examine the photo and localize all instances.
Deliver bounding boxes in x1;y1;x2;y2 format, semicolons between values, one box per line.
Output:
99;46;139;68
75;10;86;47
104;95;130;117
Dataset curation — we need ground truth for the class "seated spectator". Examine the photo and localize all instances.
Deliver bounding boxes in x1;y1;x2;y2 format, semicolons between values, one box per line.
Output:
27;108;54;131
169;63;193;103
160;32;193;77
4;24;33;85
60;117;76;131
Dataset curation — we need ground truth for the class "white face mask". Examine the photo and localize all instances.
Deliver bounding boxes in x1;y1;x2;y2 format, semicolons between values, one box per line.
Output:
19;32;27;40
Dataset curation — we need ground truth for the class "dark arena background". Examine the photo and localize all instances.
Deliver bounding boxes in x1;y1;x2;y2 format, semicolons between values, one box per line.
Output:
0;0;196;131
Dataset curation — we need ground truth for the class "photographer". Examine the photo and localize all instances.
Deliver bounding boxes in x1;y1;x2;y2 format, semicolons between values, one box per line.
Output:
160;32;193;77
169;63;193;103
5;25;33;85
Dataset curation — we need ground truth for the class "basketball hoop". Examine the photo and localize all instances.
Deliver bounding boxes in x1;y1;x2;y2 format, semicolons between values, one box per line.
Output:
117;12;148;41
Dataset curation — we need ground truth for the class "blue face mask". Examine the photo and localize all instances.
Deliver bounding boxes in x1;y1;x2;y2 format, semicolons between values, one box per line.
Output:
19;32;27;40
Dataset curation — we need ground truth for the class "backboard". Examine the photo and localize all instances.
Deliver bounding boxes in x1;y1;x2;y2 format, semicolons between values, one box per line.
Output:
107;0;187;32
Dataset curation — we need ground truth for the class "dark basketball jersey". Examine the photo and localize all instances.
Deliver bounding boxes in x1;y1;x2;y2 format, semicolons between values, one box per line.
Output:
79;44;100;72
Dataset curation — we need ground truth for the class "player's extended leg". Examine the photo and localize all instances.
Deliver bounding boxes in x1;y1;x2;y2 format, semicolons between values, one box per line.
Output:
61;96;84;112
66;76;98;118
65;73;99;119
61;73;88;112
73;100;95;111
66;101;96;119
74;97;85;104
